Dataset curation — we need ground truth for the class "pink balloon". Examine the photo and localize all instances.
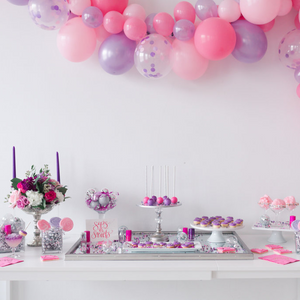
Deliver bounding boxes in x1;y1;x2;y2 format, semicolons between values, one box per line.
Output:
103;11;125;34
170;39;209;80
91;0;128;15
174;1;196;23
123;17;147;41
295;13;300;29
123;4;146;21
218;0;241;22
240;0;281;25
194;17;236;60
297;83;300;98
95;24;111;45
57;17;96;62
153;12;175;36
278;0;292;16
258;19;275;32
292;0;300;10
69;0;91;15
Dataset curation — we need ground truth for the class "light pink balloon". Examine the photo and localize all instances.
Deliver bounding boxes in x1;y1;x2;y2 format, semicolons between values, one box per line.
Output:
123;4;146;21
194;17;236;61
95;24;111;45
218;0;241;22
174;1;196;23
123;17;147;41
153;12;175;36
170;39;209;80
258;19;275;32
240;0;281;25
297;83;300;98
292;0;300;10
103;11;125;34
69;0;91;15
57;17;97;62
295;13;300;29
278;0;292;16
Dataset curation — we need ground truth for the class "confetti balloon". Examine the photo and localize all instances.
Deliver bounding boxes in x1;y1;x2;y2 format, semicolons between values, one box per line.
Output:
82;6;103;28
134;34;173;79
278;29;300;69
28;0;70;30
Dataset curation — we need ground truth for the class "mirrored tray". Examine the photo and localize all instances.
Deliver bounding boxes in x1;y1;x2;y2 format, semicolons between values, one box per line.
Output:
65;231;253;261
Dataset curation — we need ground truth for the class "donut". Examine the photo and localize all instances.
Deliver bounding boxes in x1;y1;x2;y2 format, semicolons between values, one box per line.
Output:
59;217;74;232
50;217;61;229
19;230;27;237
37;219;51;231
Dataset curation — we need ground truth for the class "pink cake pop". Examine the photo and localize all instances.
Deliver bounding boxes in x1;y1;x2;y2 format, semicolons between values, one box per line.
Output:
157;197;163;204
37;219;51;231
143;197;149;204
59;217;74;232
171;197;178;204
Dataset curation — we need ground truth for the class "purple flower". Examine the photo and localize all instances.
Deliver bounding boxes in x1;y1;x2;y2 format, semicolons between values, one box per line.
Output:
16;196;29;209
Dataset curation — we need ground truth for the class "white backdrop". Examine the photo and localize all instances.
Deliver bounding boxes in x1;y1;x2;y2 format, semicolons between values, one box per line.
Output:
0;0;300;237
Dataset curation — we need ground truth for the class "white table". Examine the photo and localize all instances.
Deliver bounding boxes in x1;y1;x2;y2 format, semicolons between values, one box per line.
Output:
1;233;300;300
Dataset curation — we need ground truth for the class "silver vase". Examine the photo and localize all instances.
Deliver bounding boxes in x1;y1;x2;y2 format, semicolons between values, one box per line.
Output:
23;204;55;247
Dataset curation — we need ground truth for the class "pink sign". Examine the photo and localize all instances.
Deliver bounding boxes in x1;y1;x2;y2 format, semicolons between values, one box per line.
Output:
86;219;118;243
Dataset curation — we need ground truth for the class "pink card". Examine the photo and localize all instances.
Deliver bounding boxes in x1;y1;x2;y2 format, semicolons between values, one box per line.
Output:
251;248;268;254
40;255;59;262
259;254;299;265
0;257;23;267
86;219;118;243
273;249;293;255
265;244;283;250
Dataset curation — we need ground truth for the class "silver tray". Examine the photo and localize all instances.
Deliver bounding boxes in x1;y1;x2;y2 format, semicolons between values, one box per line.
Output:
65;231;253;261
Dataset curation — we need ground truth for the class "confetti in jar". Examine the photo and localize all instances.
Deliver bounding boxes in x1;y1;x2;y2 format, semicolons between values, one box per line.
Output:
295;232;300;254
42;228;63;254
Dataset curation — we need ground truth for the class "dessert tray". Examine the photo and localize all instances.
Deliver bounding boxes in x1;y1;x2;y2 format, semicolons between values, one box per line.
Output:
65;230;253;261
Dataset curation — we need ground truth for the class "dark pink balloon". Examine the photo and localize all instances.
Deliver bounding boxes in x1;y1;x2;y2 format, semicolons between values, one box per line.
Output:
91;0;128;15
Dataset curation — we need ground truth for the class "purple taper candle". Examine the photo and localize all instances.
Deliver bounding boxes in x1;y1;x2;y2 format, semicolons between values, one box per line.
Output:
13;146;16;179
56;152;60;183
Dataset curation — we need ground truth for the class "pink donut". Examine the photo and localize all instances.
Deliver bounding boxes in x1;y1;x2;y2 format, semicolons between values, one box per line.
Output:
59;217;74;232
37;219;51;231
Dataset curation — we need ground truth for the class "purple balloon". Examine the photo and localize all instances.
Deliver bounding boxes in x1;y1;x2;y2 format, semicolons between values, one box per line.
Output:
195;0;218;21
82;6;103;28
231;20;267;63
7;0;28;5
173;19;195;41
145;13;157;34
98;33;136;75
294;67;300;83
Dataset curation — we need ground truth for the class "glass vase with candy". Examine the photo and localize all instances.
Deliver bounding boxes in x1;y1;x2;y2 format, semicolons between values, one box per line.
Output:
269;199;286;227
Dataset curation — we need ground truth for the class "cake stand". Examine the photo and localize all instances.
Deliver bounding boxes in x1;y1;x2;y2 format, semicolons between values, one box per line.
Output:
137;203;182;242
190;224;245;243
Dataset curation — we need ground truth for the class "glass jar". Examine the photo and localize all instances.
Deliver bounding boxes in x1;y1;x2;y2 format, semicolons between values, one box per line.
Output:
42;228;63;254
295;232;300;254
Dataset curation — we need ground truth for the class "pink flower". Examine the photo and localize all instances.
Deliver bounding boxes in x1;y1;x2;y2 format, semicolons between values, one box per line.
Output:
45;190;56;202
9;190;21;208
49;179;61;188
16;196;29;209
17;182;26;194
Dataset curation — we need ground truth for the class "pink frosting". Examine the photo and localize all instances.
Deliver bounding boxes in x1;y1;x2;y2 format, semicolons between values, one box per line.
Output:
284;196;296;204
259;195;272;209
272;199;286;209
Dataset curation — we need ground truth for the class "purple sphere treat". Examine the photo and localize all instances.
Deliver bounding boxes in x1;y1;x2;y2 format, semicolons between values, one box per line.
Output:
151;196;157;201
163;195;168;199
50;217;61;229
164;198;171;205
147;199;154;206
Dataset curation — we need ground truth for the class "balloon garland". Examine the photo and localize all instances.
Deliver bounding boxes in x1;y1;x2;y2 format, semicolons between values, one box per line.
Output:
5;0;300;96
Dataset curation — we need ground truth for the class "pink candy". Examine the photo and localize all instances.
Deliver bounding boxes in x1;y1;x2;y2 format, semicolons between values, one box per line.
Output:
251;248;268;254
37;219;51;231
171;197;178;204
143;197;149;204
59;217;74;232
157;197;163;204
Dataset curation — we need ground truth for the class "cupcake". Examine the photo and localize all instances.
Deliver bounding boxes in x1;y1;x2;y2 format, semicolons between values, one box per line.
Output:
193;217;202;225
218;218;225;223
235;219;243;226
153;243;160;248
173;241;181;248
212;221;221;228
160;242;167;248
221;222;229;228
130;242;138;248
200;220;209;227
215;216;222;219
229;222;237;228
166;242;175;248
202;216;209;220
145;241;153;248
138;242;146;248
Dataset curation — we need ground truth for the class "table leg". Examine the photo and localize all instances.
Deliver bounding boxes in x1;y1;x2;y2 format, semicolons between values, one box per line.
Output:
6;281;11;300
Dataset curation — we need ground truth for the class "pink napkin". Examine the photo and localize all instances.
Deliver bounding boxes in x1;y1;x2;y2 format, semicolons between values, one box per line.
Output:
0;257;23;267
259;254;299;265
40;255;59;262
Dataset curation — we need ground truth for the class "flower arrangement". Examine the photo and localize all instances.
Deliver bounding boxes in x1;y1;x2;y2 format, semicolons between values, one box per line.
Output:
6;165;68;210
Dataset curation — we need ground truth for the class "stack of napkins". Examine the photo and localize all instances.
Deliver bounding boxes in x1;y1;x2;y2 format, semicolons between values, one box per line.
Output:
0;257;23;267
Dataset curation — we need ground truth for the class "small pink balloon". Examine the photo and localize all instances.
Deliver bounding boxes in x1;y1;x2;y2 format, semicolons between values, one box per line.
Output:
103;11;125;34
194;17;236;60
258;19;275;32
95;24;111;45
69;0;91;16
295;13;300;29
57;17;97;62
297;84;300;98
91;0;128;15
174;1;196;23
124;17;147;41
123;4;146;21
171;39;209;80
292;0;300;10
218;0;241;22
240;0;281;25
153;12;175;36
277;0;292;16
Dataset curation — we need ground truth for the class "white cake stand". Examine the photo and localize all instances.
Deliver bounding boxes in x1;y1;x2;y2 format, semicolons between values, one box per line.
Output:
138;203;182;242
190;224;245;243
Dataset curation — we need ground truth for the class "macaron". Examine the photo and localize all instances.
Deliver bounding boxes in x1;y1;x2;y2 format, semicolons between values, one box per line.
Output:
19;230;27;237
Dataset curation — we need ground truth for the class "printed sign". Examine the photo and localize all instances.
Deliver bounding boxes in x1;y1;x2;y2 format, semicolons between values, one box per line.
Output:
86;219;118;243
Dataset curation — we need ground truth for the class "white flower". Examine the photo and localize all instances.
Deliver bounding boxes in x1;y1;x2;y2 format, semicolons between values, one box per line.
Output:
55;189;64;203
26;190;43;207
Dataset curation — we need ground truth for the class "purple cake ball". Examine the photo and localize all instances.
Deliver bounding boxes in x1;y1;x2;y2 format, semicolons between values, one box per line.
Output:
151;196;157;201
147;199;154;206
164;198;171;205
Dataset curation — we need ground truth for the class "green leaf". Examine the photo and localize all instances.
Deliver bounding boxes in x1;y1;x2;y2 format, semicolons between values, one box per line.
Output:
11;178;22;190
57;186;67;195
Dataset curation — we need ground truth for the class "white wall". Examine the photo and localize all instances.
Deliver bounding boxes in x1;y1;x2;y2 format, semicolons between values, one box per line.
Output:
0;0;300;237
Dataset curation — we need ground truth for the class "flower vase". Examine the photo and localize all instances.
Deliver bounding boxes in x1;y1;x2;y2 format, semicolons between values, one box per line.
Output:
23;204;55;247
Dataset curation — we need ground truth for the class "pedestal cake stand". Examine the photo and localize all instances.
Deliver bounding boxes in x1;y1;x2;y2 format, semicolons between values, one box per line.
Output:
137;203;182;242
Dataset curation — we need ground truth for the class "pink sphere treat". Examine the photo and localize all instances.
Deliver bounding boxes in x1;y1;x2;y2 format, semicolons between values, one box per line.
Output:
258;195;272;209
143;197;149;204
171;197;178;204
37;219;51;231
284;196;298;211
271;199;286;210
59;217;74;232
157;197;163;204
